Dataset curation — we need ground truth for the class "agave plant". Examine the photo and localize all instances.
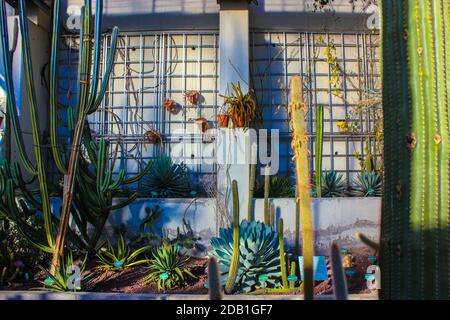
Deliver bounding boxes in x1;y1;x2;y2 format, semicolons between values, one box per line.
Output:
96;235;150;271
40;251;93;292
144;243;195;291
351;171;381;197
320;171;347;198
209;220;281;293
141;155;192;198
256;176;295;198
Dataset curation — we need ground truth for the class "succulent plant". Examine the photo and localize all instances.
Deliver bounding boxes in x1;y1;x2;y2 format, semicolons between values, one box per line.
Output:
96;234;151;271
141;155;192;198
209;220;281;293
256;176;295;198
351;171;381;197
145;243;195;291
320;171;347;198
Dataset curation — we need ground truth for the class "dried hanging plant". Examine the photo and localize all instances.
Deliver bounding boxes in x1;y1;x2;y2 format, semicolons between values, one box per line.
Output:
163;98;178;114
144;129;163;146
184;90;199;106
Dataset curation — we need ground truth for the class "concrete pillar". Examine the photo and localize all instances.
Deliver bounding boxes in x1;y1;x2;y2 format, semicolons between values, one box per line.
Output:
217;0;252;222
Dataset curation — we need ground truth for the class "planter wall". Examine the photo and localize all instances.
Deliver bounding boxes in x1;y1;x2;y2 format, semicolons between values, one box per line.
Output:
51;197;381;255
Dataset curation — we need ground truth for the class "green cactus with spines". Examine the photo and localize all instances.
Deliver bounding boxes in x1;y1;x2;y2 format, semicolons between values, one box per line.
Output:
289;76;314;300
315;105;324;197
247;145;257;221
263;170;270;225
224;180;240;294
330;242;348;300
289;261;297;289
278;218;288;289
208;256;223;300
0;0;149;265
381;1;450;299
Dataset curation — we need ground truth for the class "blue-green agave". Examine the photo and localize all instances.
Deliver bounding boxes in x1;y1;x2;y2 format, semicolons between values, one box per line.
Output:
351;171;381;197
141;155;192;198
320;171;347;198
209;220;281;293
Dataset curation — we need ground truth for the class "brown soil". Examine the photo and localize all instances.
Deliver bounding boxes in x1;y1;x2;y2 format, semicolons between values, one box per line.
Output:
1;249;377;296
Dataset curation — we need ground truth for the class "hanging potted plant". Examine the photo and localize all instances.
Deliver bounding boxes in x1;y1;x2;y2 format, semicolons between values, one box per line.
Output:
144;129;163;146
195;117;209;133
220;82;261;128
184;90;199;106
217;105;230;128
163;98;178;114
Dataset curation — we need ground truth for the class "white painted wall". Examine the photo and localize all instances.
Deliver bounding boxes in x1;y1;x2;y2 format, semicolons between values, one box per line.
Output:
50;197;381;256
61;0;375;32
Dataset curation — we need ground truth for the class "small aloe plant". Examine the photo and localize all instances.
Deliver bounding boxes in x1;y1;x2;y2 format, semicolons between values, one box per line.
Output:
96;235;150;271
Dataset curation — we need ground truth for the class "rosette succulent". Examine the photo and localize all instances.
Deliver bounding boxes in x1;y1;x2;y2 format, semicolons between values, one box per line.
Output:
209;220;281;293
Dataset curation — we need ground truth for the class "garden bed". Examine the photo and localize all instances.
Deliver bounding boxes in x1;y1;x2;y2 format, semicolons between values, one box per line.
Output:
0;248;376;296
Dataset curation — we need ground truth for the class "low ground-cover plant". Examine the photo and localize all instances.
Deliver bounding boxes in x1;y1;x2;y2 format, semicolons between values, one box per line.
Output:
40;251;93;292
209;220;281;293
96;234;151;271
145;243;195;291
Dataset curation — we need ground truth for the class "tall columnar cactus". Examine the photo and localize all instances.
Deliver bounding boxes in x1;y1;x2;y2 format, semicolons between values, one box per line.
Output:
51;0;119;274
289;76;314;300
263;169;270;225
315;105;324;197
330;242;348;300
381;1;450;299
208;256;223;300
278;218;288;289
247;144;257;221
0;0;148;272
224;180;240;294
0;0;54;250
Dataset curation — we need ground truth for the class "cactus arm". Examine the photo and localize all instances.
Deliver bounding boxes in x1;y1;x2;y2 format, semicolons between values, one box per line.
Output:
330;242;348;300
122;160;152;185
89;26;119;114
315;105;324;197
0;1;36;175
49;0;67;174
17;0;54;247
208;257;223;300
278;218;288;289
224;180;240;294
263;169;270;225
88;0;103;108
289;261;296;289
247;145;257;221
289;76;314;300
109;193;137;211
356;232;379;252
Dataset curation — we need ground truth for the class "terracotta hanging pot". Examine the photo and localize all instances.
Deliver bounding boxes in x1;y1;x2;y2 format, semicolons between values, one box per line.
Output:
163;98;178;114
217;114;229;128
144;129;163;146
184;90;199;106
195;117;209;133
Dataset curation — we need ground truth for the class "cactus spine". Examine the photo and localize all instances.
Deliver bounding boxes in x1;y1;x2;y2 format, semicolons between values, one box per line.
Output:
289;76;314;300
224;180;240;294
278;218;288;289
330;242;348;300
315;105;324;197
208;257;223;300
381;1;450;299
